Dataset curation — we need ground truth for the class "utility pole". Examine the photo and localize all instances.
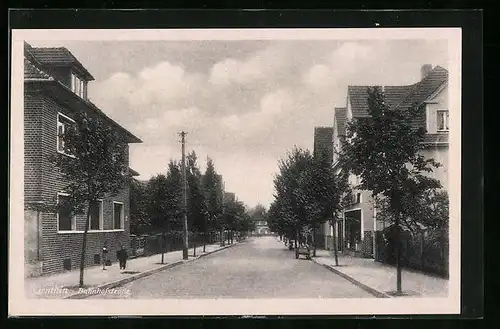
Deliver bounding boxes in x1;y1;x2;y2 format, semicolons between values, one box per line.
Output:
179;131;189;260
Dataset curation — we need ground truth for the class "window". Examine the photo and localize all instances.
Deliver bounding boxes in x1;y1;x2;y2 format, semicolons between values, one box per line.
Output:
89;200;103;230
57;113;75;156
71;72;86;99
57;193;76;231
437;110;449;131
113;202;124;230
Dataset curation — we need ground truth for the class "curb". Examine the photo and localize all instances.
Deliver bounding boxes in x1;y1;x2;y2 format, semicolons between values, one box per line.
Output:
310;258;391;299
63;242;242;299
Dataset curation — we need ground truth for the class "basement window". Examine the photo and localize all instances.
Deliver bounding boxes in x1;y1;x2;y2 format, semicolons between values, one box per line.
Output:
63;258;72;271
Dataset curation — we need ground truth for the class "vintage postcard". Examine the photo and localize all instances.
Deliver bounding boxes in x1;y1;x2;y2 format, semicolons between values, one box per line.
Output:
10;27;461;316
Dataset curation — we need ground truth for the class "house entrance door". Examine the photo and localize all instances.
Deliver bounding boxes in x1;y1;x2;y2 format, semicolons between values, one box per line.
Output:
344;209;361;252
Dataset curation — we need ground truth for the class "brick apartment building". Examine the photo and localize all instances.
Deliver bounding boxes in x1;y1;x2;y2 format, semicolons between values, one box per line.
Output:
23;42;142;277
317;64;449;259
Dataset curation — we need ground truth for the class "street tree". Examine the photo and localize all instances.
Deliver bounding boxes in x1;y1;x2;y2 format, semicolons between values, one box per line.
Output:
340;86;442;294
202;158;224;246
186;151;208;255
272;147;314;249
49;111;129;287
223;198;247;244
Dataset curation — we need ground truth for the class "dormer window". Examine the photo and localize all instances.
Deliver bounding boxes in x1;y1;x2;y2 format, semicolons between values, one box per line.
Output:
437;110;449;132
71;72;87;99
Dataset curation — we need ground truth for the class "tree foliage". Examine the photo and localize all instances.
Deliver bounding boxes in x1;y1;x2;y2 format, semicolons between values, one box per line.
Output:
146;161;183;233
269;147;349;243
202;158;224;232
130;179;149;234
50;111;129;215
341;86;442;205
186;151;208;234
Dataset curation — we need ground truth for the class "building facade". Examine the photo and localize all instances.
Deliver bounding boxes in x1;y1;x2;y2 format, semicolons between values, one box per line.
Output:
322;64;449;259
253;220;270;235
23;42;142;277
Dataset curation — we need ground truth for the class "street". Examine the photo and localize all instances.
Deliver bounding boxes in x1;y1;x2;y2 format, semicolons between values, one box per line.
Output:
89;236;373;299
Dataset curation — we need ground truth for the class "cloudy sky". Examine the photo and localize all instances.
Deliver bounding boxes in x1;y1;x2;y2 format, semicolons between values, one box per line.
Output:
27;38;448;208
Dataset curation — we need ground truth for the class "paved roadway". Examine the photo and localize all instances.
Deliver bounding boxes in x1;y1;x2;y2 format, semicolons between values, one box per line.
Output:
89;236;373;299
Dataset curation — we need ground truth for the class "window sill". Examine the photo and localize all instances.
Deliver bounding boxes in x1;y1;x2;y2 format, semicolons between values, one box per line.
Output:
436;129;449;133
57;229;125;234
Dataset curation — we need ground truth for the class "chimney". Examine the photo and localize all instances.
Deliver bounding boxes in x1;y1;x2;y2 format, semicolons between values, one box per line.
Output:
421;64;433;80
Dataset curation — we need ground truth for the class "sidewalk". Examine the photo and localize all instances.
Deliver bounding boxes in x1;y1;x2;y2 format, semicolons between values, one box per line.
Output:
25;242;239;299
311;249;449;298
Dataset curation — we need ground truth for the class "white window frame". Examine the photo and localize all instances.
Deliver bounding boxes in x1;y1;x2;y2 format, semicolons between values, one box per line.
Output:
57;192;76;232
56;112;76;158
436;109;449;132
89;199;104;231
112;201;125;230
71;72;86;98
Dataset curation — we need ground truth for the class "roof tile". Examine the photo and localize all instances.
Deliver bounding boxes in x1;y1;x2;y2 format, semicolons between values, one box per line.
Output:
334;107;347;136
24;58;53;80
422;133;449;144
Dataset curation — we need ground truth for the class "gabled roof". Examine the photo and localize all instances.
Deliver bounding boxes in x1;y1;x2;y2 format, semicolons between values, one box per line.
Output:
346;66;448;129
25;42;95;81
334;107;347;137
347;66;448;117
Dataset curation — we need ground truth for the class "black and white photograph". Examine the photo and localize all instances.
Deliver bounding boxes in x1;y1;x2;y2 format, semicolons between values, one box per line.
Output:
9;27;462;316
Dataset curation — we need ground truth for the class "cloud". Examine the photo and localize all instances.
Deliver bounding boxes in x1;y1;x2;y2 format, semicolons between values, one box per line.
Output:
221;89;293;140
303;64;336;90
208;43;292;86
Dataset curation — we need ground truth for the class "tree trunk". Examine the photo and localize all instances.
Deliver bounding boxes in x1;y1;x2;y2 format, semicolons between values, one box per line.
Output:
203;231;206;253
332;220;339;266
395;212;402;294
312;226;316;257
161;231;165;264
193;232;197;257
420;230;425;271
220;228;225;246
79;203;92;288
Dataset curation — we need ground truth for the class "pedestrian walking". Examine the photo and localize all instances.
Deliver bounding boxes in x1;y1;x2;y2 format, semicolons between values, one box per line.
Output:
116;245;128;272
